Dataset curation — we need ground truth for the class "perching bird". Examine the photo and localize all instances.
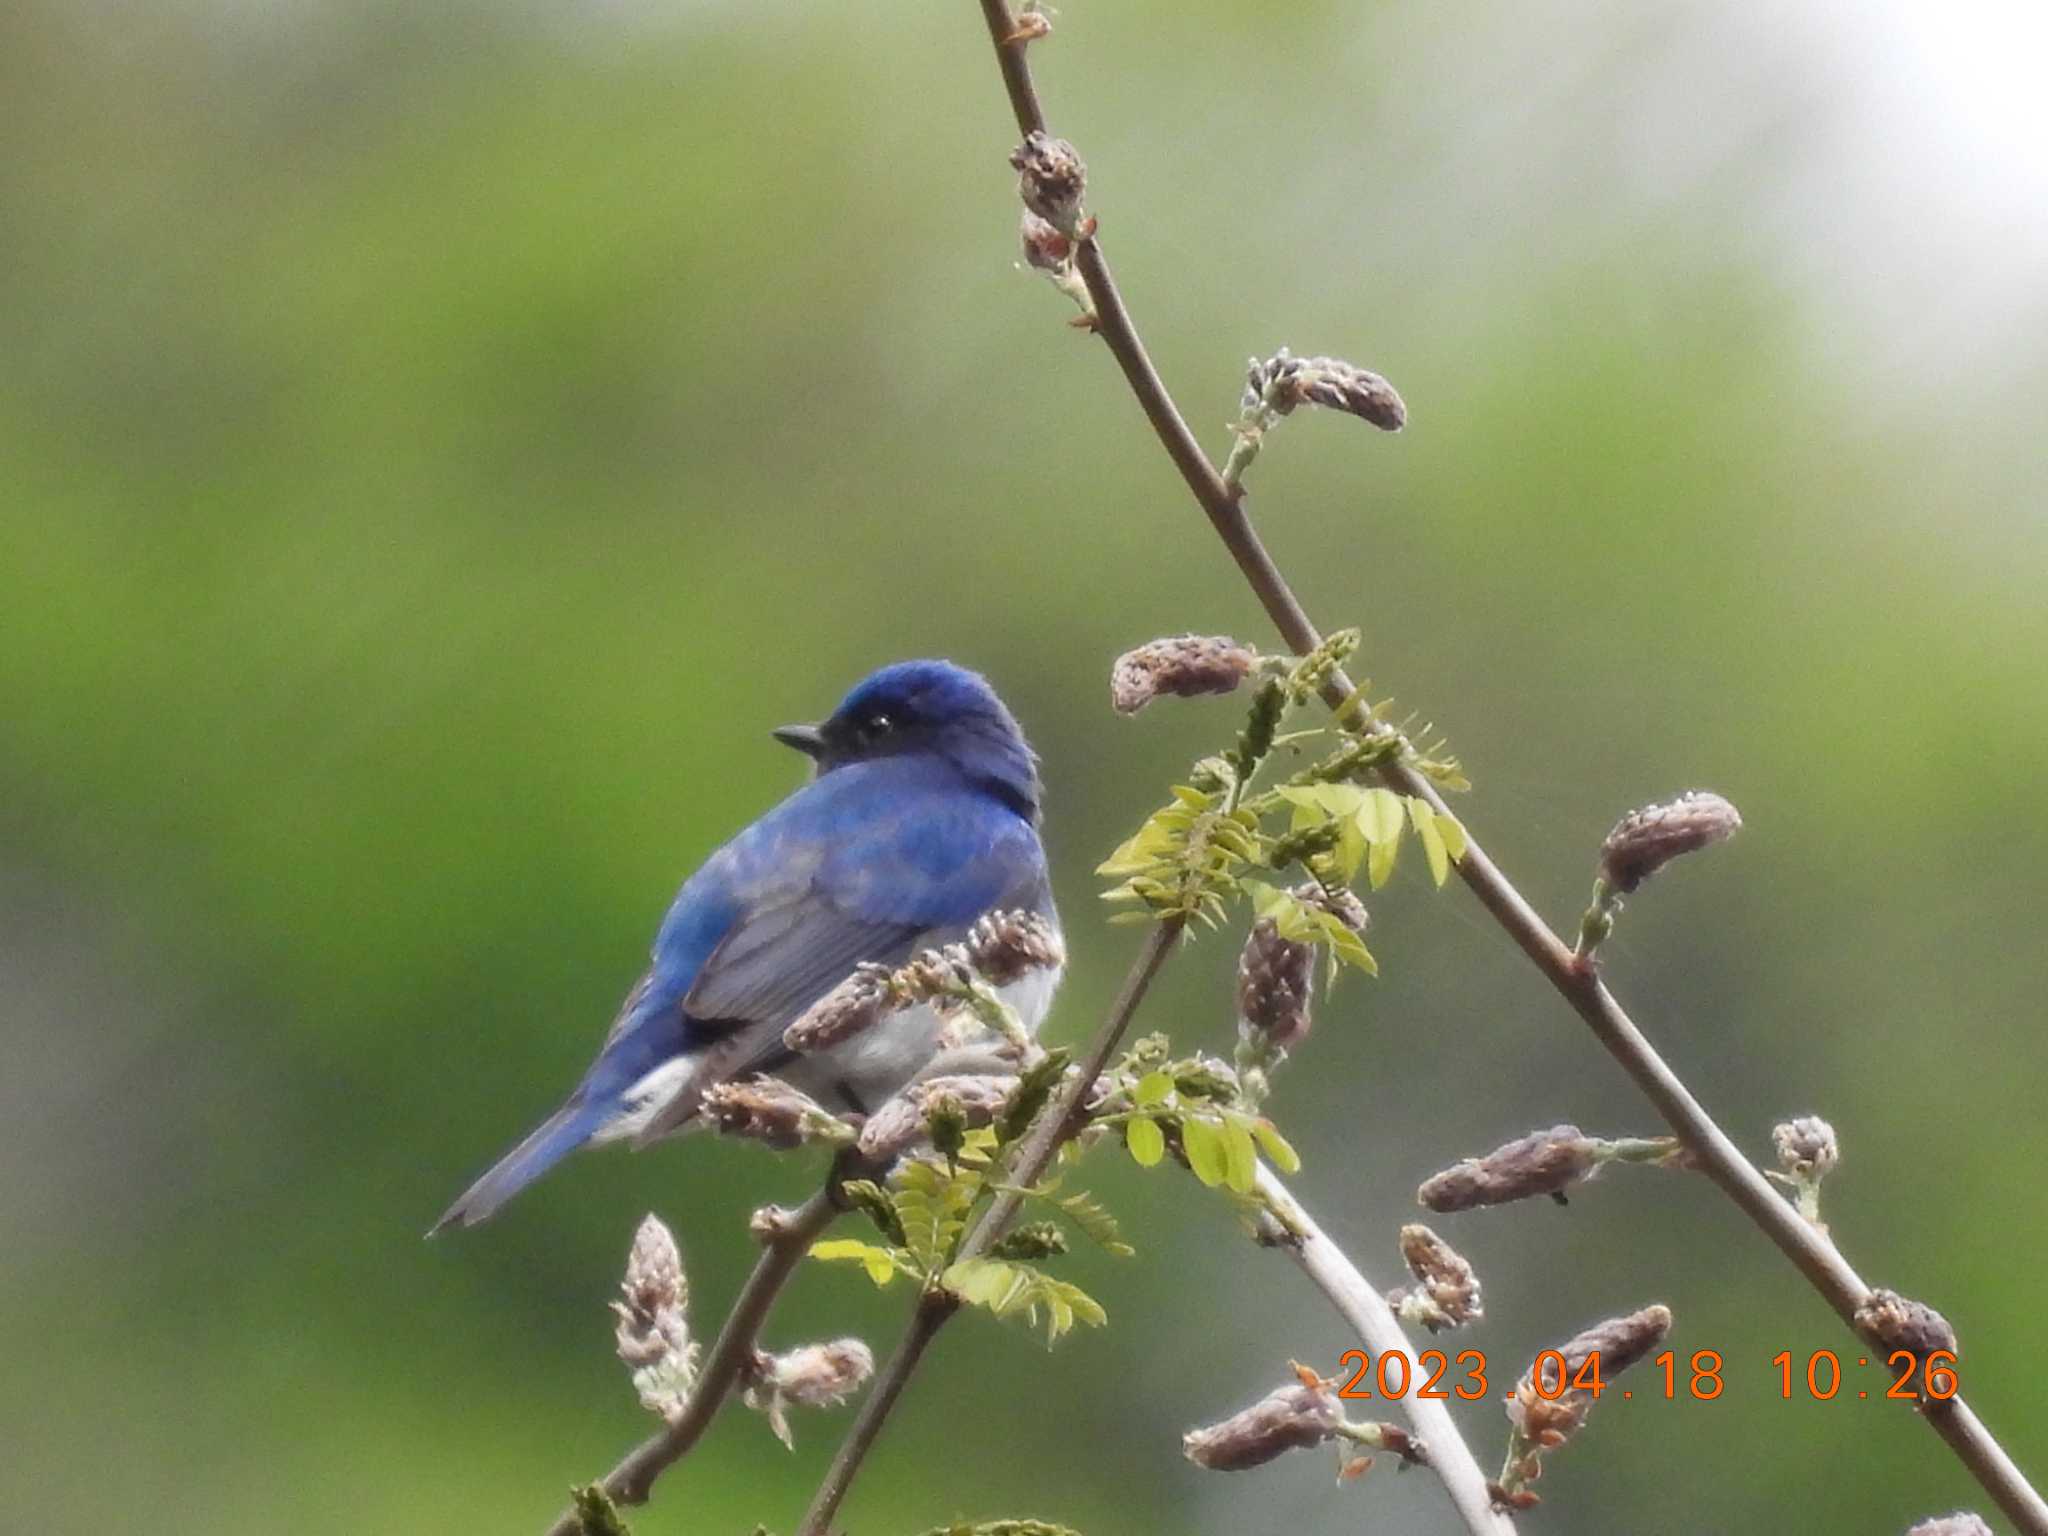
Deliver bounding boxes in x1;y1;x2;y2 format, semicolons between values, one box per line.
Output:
433;660;1060;1231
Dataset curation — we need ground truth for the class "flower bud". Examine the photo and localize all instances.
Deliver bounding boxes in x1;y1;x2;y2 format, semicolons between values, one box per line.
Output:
856;1072;1018;1160
1002;1;1053;45
1183;1379;1343;1471
748;1203;802;1245
701;1078;851;1150
1386;1224;1483;1332
1506;1305;1671;1451
1110;635;1259;715
989;1220;1070;1260
1018;210;1072;272
1855;1289;1958;1362
960;909;1066;987
1597;790;1742;895
784;964;895;1052
1236;883;1368;1055
612;1215;698;1420
1296;359;1406;431
1906;1515;1994;1536
1171;1054;1245;1103
1244;349;1406;432
1010;131;1087;236
744;1338;874;1448
785;912;1063;1057
1418;1125;1603;1212
1773;1116;1839;1180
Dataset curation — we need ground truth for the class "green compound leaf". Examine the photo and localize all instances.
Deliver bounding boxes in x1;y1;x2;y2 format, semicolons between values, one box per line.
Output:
1242;878;1377;978
943;1257;1033;1312
1031;1275;1108;1342
1058;1190;1134;1257
941;1259;1107;1344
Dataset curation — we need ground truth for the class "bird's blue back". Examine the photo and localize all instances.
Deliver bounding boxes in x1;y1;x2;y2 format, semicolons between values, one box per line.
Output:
587;752;1050;1102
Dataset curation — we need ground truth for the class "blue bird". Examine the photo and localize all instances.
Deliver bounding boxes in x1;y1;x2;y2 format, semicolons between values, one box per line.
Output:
433;660;1060;1231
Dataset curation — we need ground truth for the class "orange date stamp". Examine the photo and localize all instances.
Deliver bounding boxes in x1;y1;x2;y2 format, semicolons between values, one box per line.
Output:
1331;1347;1959;1403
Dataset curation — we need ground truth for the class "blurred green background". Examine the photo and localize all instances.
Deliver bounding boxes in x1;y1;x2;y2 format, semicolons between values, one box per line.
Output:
5;1;2045;1533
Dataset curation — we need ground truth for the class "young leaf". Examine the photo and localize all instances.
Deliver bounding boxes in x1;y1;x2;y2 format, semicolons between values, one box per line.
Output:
1058;1190;1135;1257
1319;910;1379;976
1220;1115;1259;1193
570;1486;634;1536
1367;828;1400;890
840;1179;907;1246
942;1257;1031;1314
1133;1070;1174;1107
810;1239;902;1287
1252;1117;1302;1174
1181;1116;1228;1187
1029;1275;1108;1342
1359;786;1406;845
1435;808;1470;862
1125;1115;1165;1167
1333;813;1367;883
1407;796;1450;886
1242;877;1291;921
892;1185;943;1269
1277;783;1365;828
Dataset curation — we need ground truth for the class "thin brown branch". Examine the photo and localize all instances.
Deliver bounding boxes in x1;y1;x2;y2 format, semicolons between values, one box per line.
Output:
793;921;1181;1536
972;4;2048;1533
1253;1165;1514;1536
965;917;1181;1250
543;1185;839;1536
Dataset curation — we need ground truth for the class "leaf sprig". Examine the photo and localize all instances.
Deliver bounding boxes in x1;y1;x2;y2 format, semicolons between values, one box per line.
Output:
809;1055;1124;1345
1099;630;1469;978
1094;1034;1303;1191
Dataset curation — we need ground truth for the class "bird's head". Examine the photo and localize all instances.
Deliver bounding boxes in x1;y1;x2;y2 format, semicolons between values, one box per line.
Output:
774;660;1041;817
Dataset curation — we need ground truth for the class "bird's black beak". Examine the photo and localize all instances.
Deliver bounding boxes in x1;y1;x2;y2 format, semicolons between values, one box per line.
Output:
772;723;828;759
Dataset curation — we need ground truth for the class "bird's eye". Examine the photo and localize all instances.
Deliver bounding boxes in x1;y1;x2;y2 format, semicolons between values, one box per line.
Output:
867;713;894;737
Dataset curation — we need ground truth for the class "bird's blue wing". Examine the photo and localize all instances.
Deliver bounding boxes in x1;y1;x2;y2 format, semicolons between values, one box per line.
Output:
622;760;1048;1139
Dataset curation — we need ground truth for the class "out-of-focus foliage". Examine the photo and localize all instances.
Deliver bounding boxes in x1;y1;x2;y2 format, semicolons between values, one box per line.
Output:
3;3;2044;1535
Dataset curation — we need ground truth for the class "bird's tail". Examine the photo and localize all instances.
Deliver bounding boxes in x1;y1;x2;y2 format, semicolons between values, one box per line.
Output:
429;1097;606;1233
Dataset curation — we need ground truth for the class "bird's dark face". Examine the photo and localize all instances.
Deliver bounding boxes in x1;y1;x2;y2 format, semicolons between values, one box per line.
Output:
775;660;1041;816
